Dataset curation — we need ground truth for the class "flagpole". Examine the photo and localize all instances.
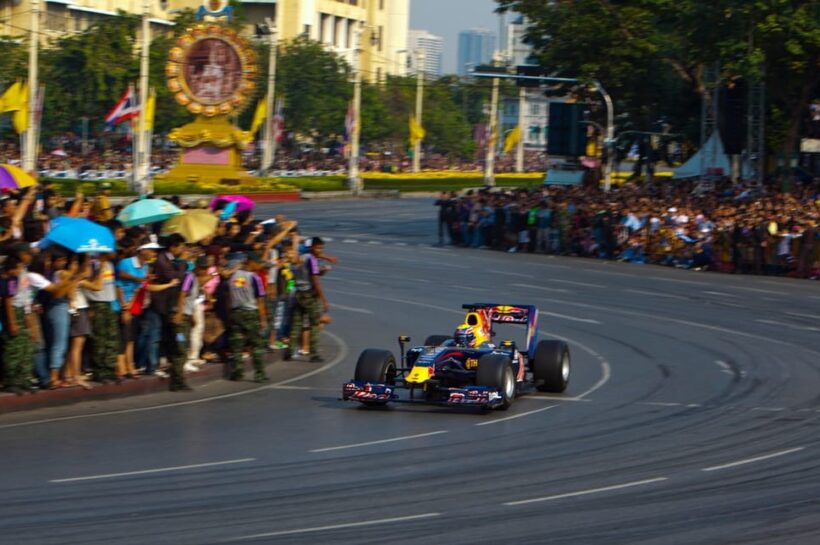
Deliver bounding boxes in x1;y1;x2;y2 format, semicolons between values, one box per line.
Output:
412;49;425;173
136;0;150;195
261;19;277;174
24;0;39;173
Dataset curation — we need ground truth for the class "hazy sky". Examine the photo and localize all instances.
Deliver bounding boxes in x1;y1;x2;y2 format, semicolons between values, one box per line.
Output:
410;0;501;74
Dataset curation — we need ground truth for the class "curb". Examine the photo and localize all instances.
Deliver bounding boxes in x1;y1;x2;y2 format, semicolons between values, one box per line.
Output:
0;352;282;414
300;190;401;200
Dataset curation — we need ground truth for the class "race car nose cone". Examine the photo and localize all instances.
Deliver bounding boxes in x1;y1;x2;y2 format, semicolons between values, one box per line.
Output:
405;366;432;384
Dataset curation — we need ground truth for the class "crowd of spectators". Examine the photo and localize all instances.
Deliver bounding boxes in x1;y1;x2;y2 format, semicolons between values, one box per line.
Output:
435;179;820;279
0;184;334;395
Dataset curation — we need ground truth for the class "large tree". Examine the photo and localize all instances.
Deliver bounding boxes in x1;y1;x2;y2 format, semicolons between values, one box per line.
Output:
496;0;820;159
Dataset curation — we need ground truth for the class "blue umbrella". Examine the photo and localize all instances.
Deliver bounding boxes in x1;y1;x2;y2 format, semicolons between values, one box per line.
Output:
117;198;182;227
43;218;116;253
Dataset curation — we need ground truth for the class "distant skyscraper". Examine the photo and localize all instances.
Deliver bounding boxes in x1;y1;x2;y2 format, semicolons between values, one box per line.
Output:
408;30;444;77
457;29;497;76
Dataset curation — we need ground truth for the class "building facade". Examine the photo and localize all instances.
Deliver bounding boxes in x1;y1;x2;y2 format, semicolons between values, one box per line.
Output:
407;29;443;77
0;0;410;82
457;28;496;76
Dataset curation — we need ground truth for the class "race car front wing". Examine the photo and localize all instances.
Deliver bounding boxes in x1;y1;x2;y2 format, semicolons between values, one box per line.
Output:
342;381;506;409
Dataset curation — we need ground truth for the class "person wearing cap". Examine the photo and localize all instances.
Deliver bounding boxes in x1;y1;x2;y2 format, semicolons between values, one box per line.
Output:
226;252;268;382
117;238;155;378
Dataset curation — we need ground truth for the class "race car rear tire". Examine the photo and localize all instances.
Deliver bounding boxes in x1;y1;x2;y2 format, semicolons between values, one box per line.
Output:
354;349;397;407
475;353;515;410
424;335;451;347
532;340;570;393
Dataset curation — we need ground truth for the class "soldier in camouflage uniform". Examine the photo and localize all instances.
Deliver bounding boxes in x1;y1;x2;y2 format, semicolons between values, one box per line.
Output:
170;260;204;392
286;237;328;363
84;253;120;383
1;257;35;394
227;252;268;382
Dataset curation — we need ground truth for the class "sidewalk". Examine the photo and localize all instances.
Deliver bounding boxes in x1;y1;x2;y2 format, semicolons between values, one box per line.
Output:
0;352;284;414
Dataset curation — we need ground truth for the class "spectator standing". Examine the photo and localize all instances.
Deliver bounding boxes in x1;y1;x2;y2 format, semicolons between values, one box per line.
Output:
149;234;188;383
226;252;268;382
286;237;328;363
83;253;120;383
0;257;35;394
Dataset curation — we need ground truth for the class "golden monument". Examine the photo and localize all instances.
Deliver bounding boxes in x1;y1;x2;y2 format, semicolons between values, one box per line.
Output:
157;7;258;186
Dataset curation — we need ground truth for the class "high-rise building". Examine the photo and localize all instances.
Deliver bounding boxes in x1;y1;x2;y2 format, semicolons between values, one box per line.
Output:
0;0;410;82
407;29;444;77
457;29;496;76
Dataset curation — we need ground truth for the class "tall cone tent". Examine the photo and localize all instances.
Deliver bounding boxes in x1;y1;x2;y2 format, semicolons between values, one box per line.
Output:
673;132;752;180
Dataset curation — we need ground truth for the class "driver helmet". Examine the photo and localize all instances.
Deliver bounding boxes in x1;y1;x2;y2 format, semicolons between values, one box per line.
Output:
453;324;477;347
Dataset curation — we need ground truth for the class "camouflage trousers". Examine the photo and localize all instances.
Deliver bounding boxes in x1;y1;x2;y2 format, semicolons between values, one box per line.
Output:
289;292;319;357
88;302;118;381
170;319;190;389
1;308;34;389
228;308;266;380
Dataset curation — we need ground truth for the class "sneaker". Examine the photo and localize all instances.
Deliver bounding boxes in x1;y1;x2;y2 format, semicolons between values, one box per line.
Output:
254;375;270;383
184;363;200;373
271;341;288;349
155;370;169;378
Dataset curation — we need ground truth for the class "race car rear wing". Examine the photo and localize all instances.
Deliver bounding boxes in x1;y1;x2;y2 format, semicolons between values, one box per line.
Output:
462;303;539;358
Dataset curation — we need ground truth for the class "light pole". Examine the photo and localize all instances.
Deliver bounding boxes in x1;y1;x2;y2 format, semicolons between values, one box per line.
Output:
135;0;151;194
23;0;39;173
412;49;425;173
484;68;500;186
260;18;278;174
348;22;363;194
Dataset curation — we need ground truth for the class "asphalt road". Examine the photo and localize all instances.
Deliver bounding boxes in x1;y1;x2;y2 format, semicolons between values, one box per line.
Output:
2;198;820;545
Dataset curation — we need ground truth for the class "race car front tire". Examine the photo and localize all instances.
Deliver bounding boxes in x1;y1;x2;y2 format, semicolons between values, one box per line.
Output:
476;353;515;410
354;349;397;406
424;334;452;347
532;340;570;393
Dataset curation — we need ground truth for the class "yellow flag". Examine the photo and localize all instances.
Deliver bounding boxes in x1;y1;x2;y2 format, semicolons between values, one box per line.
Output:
144;89;156;131
0;81;24;114
12;82;29;134
503;126;521;154
409;115;425;146
251;99;266;135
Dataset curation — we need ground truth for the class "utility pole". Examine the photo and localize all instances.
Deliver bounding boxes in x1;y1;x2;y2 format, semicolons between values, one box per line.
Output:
484;71;500;186
515;86;525;173
596;81;614;192
348;22;363;194
412;49;425;173
261;19;277;174
136;0;151;194
23;0;39;173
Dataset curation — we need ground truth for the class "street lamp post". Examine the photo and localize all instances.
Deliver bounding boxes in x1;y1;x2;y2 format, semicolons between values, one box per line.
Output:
135;0;151;194
484;70;500;186
412;49;425;173
23;0;39;173
516;86;526;173
260;19;278;174
348;23;363;194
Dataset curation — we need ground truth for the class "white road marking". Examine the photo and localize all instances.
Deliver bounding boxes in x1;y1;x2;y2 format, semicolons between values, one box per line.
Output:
625;288;687;300
475;405;557;426
540;311;602;325
704;291;739;298
310;430;449;453
701;447;805;472
785;311;820;321
367;240;383;245
51;458;256;483
332;304;374;315
549;279;606;289
641;402;683;407
489;269;534;278
227;513;442;541
0;331;349;429
751;407;786;412
395;242;408;246
647;276;709;286
504;477;668;506
342;239;359;243
512;283;571;294
732;286;787;296
519;395;590;402
756;319;820;332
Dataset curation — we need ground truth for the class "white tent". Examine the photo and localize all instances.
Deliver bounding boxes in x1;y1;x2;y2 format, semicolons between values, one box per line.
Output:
673;132;751;179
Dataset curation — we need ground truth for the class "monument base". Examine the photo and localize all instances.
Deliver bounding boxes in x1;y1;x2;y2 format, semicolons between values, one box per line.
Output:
157;115;256;186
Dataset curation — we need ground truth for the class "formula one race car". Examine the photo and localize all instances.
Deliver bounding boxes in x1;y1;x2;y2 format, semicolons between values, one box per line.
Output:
342;303;570;410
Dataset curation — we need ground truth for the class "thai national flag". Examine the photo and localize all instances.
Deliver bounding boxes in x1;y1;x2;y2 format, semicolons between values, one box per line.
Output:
104;85;140;129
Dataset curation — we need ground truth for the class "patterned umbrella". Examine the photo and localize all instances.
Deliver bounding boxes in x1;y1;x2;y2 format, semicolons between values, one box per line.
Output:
117;198;182;227
0;164;36;190
209;195;255;213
